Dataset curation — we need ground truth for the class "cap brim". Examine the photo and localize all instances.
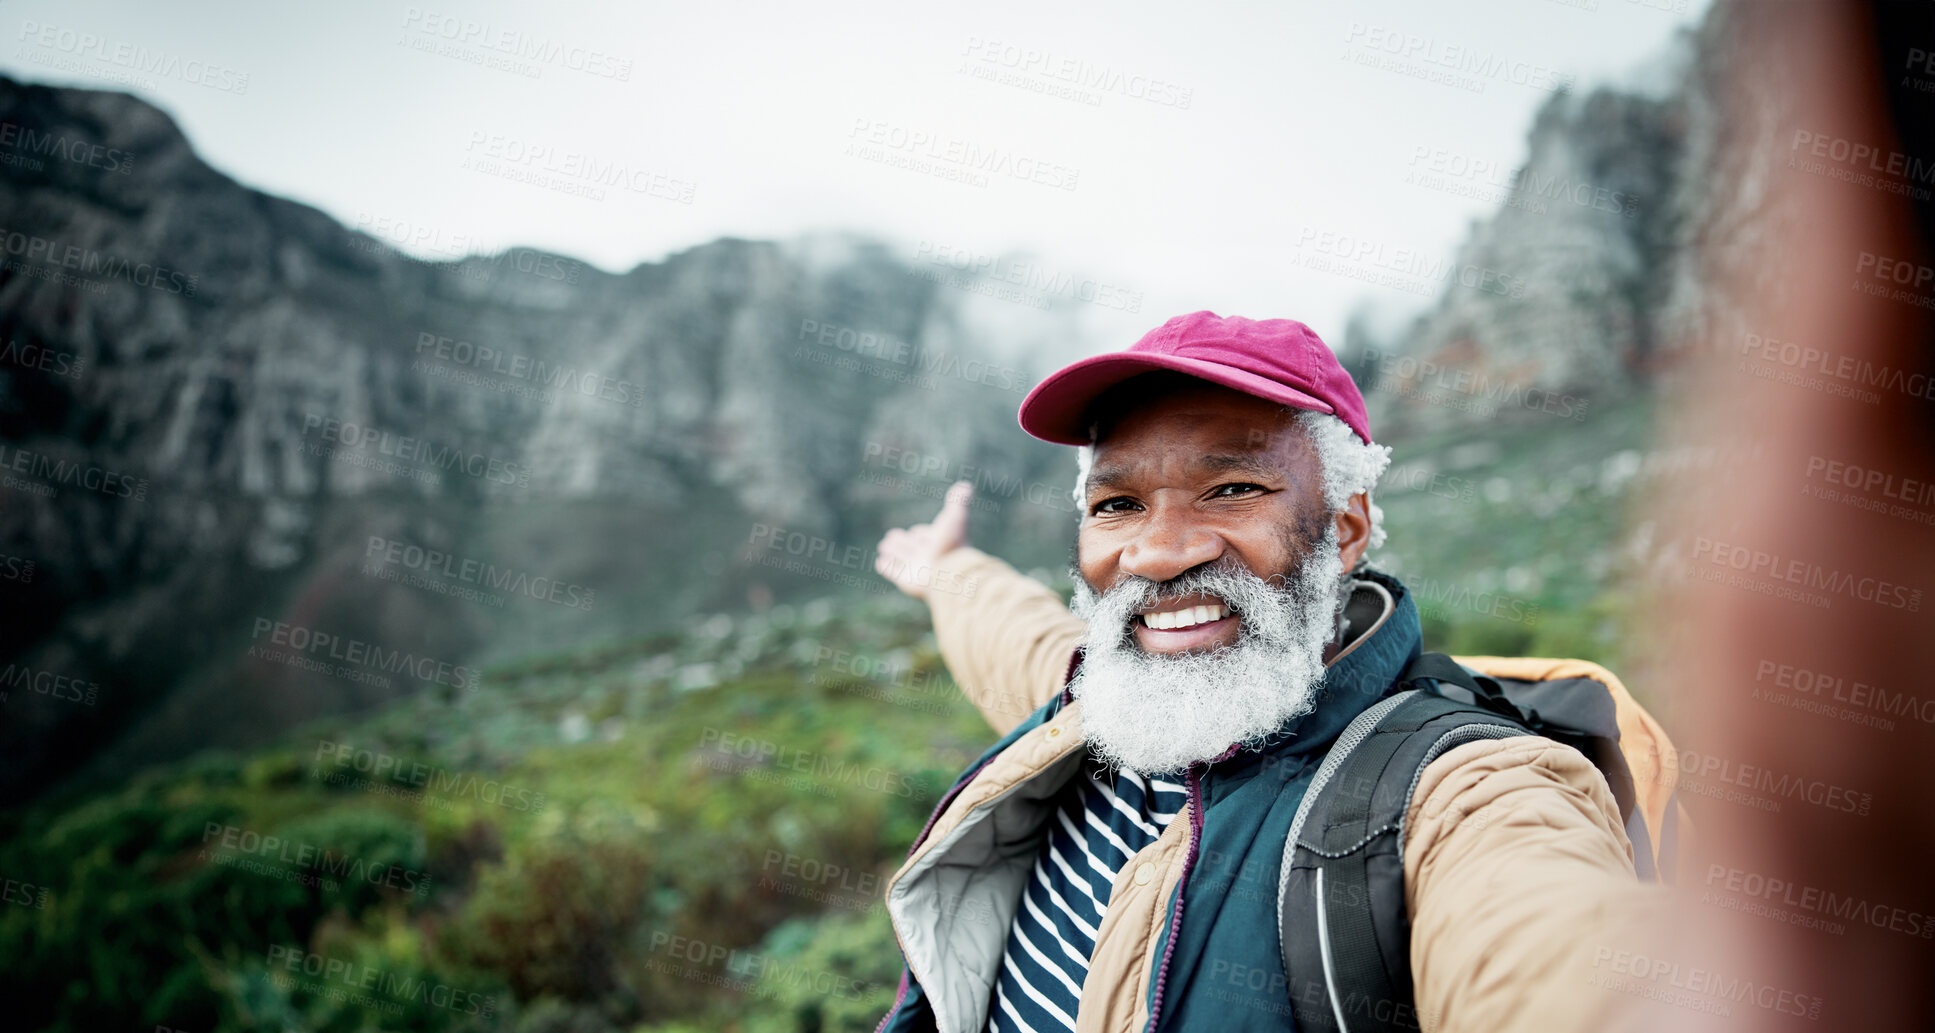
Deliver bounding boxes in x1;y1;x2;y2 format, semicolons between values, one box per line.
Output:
1017;352;1338;444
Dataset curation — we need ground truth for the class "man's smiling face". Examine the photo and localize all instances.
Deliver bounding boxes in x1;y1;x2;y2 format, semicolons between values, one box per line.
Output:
1076;376;1340;654
1063;373;1378;773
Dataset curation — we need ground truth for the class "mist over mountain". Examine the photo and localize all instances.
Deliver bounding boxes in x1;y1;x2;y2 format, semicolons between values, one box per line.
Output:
0;75;1096;802
0;8;1742;805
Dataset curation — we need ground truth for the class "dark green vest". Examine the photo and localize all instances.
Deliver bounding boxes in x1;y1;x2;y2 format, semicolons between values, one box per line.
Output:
881;570;1423;1033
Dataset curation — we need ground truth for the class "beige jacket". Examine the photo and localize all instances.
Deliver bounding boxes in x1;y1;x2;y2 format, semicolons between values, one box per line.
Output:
893;546;1666;1033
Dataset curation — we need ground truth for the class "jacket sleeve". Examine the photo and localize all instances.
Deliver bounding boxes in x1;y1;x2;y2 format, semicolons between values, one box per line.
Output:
925;546;1087;736
1403;736;1673;1033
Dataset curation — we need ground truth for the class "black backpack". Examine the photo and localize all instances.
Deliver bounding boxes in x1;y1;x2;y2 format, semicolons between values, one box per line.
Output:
1275;652;1683;1033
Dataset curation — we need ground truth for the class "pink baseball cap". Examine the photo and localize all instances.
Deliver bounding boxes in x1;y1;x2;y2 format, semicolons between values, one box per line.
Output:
1017;310;1374;445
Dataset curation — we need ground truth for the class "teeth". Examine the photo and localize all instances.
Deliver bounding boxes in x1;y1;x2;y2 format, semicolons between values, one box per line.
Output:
1144;603;1227;630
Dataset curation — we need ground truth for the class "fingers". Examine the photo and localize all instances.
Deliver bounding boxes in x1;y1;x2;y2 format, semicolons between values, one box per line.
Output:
873;547;928;600
931;481;974;548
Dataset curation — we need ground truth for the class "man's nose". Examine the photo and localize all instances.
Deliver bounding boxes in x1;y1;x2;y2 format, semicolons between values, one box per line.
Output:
1118;505;1224;585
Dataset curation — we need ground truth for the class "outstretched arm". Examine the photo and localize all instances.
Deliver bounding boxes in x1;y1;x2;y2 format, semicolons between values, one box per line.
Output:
875;482;1086;735
1404;737;1672;1033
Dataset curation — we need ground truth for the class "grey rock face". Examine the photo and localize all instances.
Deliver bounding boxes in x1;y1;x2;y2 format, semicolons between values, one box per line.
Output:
0;77;1076;802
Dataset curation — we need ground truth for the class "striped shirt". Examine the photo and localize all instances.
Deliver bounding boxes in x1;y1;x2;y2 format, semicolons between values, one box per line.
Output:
986;763;1189;1033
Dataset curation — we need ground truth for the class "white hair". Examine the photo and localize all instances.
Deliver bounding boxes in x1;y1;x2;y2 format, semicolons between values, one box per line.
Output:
1070;522;1344;773
1293;409;1392;552
1070;409;1391;553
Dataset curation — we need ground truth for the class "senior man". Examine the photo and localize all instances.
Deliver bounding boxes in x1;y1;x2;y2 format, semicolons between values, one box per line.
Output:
870;311;1653;1033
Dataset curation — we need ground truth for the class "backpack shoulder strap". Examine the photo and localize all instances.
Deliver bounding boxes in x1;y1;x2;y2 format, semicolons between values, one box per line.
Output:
1278;664;1532;1033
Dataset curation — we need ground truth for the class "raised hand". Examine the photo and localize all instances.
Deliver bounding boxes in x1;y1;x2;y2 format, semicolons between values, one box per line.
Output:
873;481;974;600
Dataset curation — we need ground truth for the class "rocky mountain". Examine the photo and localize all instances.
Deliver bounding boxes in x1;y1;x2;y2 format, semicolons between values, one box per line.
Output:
0;76;1090;803
1;5;1744;803
1344;27;1703;438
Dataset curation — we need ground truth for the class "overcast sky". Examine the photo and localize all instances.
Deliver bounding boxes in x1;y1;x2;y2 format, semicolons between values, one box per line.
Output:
2;0;1708;352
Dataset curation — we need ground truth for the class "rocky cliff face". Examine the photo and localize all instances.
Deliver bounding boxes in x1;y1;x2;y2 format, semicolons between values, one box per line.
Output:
2;18;1731;801
0;77;1085;802
1345;32;1701;438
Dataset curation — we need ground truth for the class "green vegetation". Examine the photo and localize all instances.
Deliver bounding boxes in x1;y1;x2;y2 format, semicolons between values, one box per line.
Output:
1;399;1662;1031
1;593;986;1032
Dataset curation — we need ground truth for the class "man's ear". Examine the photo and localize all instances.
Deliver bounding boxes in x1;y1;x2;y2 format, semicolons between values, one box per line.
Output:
1334;492;1373;571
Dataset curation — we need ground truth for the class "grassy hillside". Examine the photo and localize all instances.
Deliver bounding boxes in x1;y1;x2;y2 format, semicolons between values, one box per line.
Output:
0;397;1664;1032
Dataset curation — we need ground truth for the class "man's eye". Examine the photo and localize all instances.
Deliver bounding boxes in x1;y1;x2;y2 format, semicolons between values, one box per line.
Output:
1212;483;1266;498
1091;496;1139;515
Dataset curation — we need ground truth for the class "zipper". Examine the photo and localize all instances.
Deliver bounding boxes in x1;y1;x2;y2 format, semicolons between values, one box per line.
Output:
872;970;911;1033
1314;868;1352;1033
1142;765;1202;1032
877;711;1089;1033
1144;741;1236;1032
878;654;1086;1033
1282;708;1524;1033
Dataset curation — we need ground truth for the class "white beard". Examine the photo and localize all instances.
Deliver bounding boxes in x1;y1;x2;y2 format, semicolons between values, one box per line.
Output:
1068;527;1348;776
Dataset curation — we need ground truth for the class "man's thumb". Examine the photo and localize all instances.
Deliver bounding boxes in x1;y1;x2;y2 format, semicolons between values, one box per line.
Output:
933;481;974;542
